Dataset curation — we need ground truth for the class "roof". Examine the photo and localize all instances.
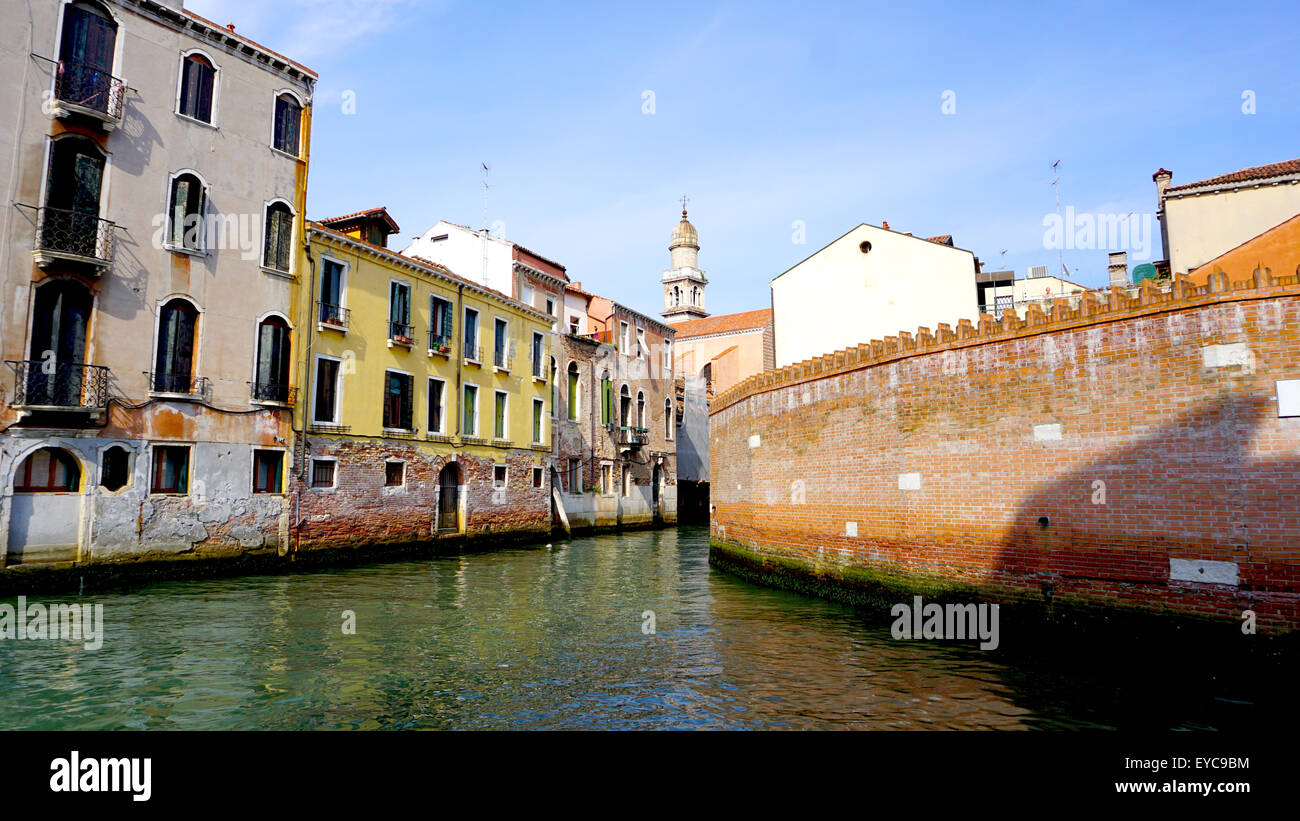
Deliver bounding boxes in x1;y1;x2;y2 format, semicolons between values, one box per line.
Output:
180;9;317;79
1187;211;1300;284
1165;158;1300;194
671;308;772;338
925;234;953;245
771;222;972;283
318;207;401;234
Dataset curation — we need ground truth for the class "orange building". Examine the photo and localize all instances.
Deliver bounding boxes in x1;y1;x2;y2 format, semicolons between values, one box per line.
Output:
1188;212;1300;287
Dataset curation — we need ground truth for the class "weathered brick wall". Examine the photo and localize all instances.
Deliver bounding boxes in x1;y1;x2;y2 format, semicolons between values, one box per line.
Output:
711;275;1300;631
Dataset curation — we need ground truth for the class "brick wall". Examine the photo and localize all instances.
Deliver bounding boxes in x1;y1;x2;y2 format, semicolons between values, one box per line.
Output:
711;273;1300;632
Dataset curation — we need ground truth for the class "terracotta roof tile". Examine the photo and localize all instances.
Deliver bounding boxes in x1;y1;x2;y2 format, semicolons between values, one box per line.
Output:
181;9;317;78
1165;158;1300;193
670;308;772;338
319;206;400;234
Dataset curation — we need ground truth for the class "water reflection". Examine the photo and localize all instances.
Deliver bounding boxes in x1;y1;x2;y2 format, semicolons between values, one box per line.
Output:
0;528;1283;730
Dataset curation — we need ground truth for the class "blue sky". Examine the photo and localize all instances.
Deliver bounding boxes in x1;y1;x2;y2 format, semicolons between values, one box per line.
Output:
192;0;1300;317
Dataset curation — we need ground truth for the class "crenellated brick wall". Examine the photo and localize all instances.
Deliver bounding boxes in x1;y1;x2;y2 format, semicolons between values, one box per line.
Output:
710;272;1300;632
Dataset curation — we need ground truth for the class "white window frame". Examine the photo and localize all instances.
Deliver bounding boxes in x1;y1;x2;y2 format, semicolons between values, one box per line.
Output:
318;254;349;328
174;47;220;127
493;389;509;441
269;88;305;159
311;353;344;424
427;376;447;435
382;367;414;433
463;307;481;362
493;463;508;489
261;197;296;276
309;456;339;491
462;382;480;437
532;397;545;444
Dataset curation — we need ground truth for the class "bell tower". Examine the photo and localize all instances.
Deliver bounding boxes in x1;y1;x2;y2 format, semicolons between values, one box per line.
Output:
662;197;709;320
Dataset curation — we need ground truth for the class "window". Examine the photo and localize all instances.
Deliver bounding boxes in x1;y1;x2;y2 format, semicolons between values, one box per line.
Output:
42;136;105;260
56;2;118;116
663;339;673;374
567;458;581;493
151;445;189;494
272;93;301;155
531;332;544;378
532;466;543;488
389;281;412;341
636;328;646;360
167;173;206;251
567;362;579;421
263;202;293;273
254;316;291;402
665;399;673;440
620;384;631;428
620;321;630;352
673;286;681;306
319;259;346;325
522;285;534;307
15;448;80;492
549;357;557;413
100;446;129;491
493;464;507;489
600;372;613;426
427;378;445;434
493;390;508;440
430;296;453;347
600;463;613;495
154;298;197;393
463;308;480;360
637;391;646;429
178;53;215;123
385;461;405;487
313;356;340;423
568;316;580;335
494;318;509;368
253;450;283;494
532;398;544;444
383;371;413;430
26;280;92;407
462;385;478;436
546;298;555;317
311;459;336;489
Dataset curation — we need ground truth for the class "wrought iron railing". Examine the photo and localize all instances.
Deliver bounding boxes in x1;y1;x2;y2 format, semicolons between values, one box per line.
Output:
6;360;110;410
493;350;512;370
427;331;453;353
318;303;349;328
33;206;115;267
148;371;207;397
389;321;414;344
576;329;615;345
618;426;649;446
54;59;125;122
249;381;297;405
463;345;484;363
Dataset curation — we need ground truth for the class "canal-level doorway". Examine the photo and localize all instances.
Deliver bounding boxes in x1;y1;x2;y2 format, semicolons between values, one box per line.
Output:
436;461;463;535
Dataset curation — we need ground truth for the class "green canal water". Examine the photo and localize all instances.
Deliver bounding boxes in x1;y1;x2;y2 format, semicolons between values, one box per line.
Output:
0;526;1286;730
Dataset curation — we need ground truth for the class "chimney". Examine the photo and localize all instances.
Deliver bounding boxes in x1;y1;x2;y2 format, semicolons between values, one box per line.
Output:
1152;168;1172;204
881;220;890;231
1108;251;1129;288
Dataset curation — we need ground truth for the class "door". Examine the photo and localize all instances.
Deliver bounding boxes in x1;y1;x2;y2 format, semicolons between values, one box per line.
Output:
652;464;661;521
58;2;117;112
437;463;459;534
27;281;92;406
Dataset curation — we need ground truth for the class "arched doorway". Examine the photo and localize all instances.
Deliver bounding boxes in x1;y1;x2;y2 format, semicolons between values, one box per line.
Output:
652;462;662;522
437;462;460;534
7;446;83;564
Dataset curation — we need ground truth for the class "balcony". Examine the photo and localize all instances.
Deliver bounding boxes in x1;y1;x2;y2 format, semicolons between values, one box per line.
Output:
6;360;109;415
493;350;512;372
387;321;415;348
427;331;453;357
318;303;349;330
32;207;115;272
463;345;483;365
249;381;297;407
148;372;208;399
618;426;649;448
51;60;126;130
574;329;614;345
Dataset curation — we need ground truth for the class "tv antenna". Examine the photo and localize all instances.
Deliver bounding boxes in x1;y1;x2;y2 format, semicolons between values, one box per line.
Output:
1050;160;1063;274
481;162;491;232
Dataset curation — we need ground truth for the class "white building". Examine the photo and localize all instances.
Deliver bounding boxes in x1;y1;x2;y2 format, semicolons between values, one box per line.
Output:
1155;159;1300;275
770;223;979;368
978;266;1089;318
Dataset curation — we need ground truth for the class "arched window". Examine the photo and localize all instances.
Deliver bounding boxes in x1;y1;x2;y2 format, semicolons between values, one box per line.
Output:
254;316;291;402
619;384;631;428
549;356;557;412
566;362;580;421
42;136;105;261
263;201;293;272
154;298;197;393
26;280;92;407
673;286;681;306
168;172;206;251
100;445;130;491
57;2;118;115
178;53;215;123
636;390;645;429
665;399;673;440
14;448;80;492
272;92;302;155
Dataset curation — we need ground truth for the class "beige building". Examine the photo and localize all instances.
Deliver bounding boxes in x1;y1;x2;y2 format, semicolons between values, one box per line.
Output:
0;1;314;563
1155;158;1300;275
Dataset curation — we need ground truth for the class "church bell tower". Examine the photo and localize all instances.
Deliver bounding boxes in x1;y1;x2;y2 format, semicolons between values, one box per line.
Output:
661;197;709;321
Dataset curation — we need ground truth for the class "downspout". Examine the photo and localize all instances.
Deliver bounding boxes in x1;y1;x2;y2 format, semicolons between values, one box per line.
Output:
291;96;314;556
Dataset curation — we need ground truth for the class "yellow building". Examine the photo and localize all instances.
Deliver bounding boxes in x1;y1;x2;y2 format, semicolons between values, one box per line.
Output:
289;208;554;549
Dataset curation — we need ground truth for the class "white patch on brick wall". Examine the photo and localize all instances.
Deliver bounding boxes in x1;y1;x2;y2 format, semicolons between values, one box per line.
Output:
802;390;811;405
748;434;761;448
492;487;507;506
1033;423;1063;441
898;472;921;490
845;521;857;537
1201;343;1255;373
1169;558;1239;586
1277;379;1300;417
790;479;806;504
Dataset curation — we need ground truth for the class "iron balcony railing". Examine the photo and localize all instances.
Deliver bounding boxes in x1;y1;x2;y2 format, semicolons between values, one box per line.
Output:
33;206;115;268
427;331;453;353
249;381;297;405
389;321;415;344
54;59;126;123
493;350;512;370
576;329;615;345
6;360;110;410
148;372;208;397
463;345;484;363
618;426;649;447
318;303;349;328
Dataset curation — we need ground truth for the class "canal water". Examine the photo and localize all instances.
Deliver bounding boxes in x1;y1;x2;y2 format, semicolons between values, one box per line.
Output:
0;527;1286;730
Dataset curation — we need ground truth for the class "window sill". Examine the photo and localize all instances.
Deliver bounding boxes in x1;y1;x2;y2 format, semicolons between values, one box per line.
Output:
531;375;546;383
148;391;201;402
250;398;294;409
175;112;218;130
428;348;452;358
164;244;208;258
260;265;295;280
464;358;482;367
269;146;303;162
318;321;347;334
493;365;510;374
387;338;415;349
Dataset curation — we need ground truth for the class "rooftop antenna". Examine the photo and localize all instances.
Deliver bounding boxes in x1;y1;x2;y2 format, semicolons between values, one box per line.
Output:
480;162;491;283
1050;159;1063;275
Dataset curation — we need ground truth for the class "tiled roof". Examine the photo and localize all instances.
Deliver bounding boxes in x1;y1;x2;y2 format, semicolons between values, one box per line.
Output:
319;207;400;234
926;234;953;245
671;308;772;338
1165;158;1300;193
181;9;317;78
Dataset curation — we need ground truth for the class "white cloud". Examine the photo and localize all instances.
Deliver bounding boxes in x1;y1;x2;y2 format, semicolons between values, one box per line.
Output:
185;0;427;61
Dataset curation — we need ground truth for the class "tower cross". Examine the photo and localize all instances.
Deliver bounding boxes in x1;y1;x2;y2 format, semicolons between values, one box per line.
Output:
680;194;689;214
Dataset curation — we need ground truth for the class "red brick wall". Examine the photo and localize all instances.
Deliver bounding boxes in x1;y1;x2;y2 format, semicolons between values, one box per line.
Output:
710;275;1300;631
